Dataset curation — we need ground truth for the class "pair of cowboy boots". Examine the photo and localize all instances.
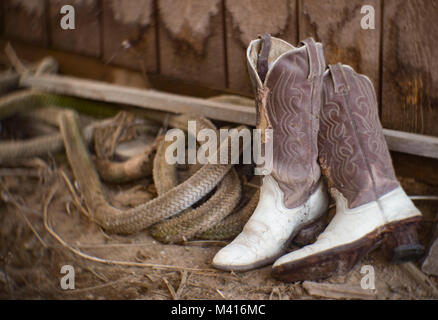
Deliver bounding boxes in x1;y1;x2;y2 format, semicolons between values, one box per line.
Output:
212;35;424;282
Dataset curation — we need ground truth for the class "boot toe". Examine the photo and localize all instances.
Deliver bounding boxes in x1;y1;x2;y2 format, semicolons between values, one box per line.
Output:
212;243;262;271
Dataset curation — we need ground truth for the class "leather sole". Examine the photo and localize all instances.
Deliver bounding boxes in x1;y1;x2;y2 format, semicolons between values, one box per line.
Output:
272;216;423;282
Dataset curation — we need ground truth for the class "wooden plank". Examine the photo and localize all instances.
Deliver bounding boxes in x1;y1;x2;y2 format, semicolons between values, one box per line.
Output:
3;0;48;46
17;72;438;161
299;0;381;93
20;73;256;125
225;0;298;95
382;0;438;136
102;0;157;73
48;0;101;57
384;129;438;160
157;0;226;89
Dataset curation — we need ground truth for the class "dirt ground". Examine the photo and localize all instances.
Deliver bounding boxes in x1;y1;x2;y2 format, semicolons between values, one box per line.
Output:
0;155;437;300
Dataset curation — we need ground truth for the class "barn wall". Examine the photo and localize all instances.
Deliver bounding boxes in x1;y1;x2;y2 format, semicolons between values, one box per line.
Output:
1;0;438;137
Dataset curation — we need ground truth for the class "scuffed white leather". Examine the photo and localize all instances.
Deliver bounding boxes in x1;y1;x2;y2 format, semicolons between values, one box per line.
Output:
379;187;421;223
273;186;422;268
212;175;329;270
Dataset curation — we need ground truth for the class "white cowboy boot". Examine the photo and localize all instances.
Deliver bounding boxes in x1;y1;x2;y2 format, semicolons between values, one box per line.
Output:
272;64;424;282
212;35;329;271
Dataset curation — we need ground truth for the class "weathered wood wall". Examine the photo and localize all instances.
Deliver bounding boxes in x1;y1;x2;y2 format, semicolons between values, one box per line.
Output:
381;0;438;136
299;0;381;99
1;0;438;138
225;0;298;94
102;0;157;73
157;0;226;88
49;0;101;57
3;0;48;46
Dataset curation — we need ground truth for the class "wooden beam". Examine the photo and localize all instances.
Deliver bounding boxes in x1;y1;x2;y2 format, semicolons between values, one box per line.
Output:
18;73;438;160
20;74;257;125
383;129;438;160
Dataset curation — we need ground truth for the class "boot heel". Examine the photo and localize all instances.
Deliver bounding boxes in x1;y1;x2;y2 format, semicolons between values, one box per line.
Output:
382;222;424;264
293;212;329;247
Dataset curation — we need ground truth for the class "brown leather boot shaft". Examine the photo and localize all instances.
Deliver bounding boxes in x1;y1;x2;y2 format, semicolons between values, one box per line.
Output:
319;63;399;209
247;36;325;209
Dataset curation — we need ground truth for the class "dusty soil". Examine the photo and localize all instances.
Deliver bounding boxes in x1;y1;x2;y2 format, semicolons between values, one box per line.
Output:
0;156;437;300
